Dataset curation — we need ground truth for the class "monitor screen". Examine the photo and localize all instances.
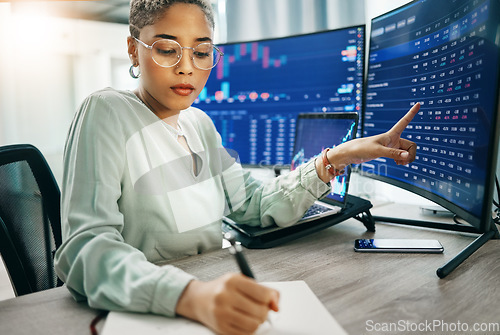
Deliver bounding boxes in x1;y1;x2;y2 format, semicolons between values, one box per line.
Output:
193;26;365;166
291;113;358;205
362;0;500;230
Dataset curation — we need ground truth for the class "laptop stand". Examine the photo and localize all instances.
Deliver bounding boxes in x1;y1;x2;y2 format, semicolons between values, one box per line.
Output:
222;195;374;249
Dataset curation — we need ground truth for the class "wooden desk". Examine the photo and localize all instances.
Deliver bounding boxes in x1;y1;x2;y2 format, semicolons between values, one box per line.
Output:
1;204;499;335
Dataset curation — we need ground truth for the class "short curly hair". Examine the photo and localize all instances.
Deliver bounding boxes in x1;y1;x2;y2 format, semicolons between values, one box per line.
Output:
129;0;215;38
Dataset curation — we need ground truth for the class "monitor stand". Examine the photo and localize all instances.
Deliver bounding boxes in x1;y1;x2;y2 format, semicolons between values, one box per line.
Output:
436;227;498;278
372;215;499;278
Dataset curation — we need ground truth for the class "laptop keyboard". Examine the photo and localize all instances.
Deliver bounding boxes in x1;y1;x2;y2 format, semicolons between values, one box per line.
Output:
300;202;341;221
304;203;332;216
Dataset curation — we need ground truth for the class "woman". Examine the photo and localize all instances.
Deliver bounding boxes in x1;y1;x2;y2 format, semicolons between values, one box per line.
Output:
54;1;419;334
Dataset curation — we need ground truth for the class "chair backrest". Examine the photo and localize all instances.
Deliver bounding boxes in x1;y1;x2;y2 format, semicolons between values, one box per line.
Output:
0;144;62;296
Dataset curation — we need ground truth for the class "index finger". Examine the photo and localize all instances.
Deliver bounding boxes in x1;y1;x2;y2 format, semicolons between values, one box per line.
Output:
389;102;420;136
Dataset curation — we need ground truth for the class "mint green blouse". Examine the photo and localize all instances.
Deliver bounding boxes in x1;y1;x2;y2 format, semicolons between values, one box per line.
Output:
54;88;330;317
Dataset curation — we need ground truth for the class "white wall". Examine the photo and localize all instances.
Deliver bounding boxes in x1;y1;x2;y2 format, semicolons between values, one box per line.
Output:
0;3;136;184
221;0;365;43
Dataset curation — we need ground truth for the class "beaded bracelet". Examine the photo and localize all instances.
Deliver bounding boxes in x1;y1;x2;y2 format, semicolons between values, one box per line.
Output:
322;148;345;177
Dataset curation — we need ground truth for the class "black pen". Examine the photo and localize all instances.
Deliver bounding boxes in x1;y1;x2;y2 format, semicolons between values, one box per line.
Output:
223;232;273;325
224;232;255;278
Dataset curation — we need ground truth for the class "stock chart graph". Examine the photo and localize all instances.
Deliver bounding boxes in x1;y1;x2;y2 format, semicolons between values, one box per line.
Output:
193;26;364;166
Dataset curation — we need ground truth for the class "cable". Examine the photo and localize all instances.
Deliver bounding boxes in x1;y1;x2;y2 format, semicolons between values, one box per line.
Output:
493;175;500;225
493;175;500;208
453;214;468;225
90;311;108;335
496;175;500;200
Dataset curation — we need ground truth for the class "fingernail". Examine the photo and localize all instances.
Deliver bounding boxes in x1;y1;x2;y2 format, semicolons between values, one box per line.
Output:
401;152;409;158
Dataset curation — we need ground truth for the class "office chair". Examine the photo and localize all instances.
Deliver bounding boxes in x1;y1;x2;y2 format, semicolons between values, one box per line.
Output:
0;144;62;296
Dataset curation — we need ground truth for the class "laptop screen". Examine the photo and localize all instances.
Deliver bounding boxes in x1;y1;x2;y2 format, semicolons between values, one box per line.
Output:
291;113;358;205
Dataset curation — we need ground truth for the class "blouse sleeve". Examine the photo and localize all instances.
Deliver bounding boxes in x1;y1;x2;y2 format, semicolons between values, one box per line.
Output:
193;110;331;228
54;94;194;317
224;159;331;228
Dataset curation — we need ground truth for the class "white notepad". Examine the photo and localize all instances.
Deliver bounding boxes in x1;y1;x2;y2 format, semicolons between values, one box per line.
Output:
101;280;347;335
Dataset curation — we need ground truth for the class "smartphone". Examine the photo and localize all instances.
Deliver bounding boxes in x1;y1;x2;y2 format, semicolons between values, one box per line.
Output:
354;239;444;253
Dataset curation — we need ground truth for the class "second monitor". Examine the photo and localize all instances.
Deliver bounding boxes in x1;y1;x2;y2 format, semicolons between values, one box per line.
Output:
193;26;365;166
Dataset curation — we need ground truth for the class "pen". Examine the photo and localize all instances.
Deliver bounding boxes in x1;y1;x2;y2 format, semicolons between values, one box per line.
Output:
223;232;273;325
224;232;255;278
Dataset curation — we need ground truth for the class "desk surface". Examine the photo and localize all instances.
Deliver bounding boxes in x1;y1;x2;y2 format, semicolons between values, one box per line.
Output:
1;203;499;335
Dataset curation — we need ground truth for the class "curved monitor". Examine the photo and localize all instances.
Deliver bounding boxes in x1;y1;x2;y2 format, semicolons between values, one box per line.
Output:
193;26;365;166
361;0;500;232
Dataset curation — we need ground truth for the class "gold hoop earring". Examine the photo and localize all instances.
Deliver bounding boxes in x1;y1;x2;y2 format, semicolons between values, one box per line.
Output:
129;64;140;79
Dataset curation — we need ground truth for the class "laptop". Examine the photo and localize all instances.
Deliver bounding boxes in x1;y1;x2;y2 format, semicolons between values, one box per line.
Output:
223;112;359;236
292;112;358;223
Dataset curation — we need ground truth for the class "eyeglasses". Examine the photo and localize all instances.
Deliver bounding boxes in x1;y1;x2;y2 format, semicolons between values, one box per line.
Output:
134;37;224;70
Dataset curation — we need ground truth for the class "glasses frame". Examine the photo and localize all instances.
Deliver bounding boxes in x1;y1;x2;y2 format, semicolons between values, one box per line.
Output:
133;37;224;70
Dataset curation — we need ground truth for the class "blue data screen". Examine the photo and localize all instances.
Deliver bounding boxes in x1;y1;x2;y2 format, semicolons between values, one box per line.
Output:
193;26;364;166
362;0;500;217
